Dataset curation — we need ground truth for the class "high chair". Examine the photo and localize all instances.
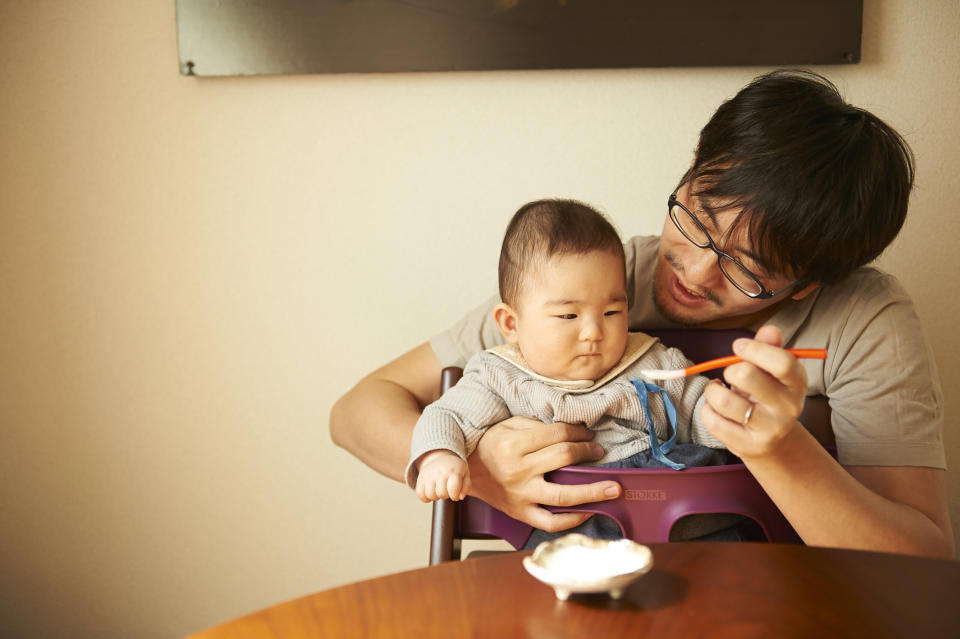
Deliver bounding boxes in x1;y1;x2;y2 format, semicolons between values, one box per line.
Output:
428;329;834;565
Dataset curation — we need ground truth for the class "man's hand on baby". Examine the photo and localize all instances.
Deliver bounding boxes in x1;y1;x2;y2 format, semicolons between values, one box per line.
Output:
701;325;809;460
416;450;471;502
466;416;622;532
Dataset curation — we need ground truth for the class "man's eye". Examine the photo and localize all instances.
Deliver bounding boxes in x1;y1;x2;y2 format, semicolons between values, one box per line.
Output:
738;259;769;279
556;314;578;320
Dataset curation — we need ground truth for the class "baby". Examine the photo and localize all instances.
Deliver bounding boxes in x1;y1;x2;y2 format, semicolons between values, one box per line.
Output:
406;199;725;525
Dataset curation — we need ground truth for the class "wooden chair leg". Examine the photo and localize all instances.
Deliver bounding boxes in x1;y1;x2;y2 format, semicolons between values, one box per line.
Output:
429;498;460;565
428;366;466;565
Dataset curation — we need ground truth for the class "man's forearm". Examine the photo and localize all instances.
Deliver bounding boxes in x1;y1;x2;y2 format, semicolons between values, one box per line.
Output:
745;425;954;558
330;377;424;482
705;331;953;558
330;342;444;482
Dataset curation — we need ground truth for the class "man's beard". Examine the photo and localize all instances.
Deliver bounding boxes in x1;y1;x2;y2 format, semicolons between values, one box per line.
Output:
652;252;723;326
652;276;697;326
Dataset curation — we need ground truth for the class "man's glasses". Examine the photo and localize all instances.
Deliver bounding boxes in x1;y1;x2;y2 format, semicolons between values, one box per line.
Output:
668;193;796;299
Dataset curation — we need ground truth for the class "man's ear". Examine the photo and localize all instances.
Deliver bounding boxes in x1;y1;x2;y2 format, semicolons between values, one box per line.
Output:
493;302;520;344
790;282;820;301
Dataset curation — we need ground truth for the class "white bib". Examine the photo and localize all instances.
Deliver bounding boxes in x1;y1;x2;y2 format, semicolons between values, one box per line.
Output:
487;332;658;394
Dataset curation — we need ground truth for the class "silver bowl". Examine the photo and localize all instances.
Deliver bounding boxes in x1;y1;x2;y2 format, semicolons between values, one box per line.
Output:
522;533;654;600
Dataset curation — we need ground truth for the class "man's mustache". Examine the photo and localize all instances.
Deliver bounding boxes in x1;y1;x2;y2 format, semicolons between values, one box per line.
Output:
663;252;723;307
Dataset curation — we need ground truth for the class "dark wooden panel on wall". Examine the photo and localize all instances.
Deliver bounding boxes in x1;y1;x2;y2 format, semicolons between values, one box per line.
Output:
176;0;862;77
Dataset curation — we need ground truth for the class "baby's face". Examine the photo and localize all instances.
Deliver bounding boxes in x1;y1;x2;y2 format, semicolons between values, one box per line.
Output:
512;250;629;381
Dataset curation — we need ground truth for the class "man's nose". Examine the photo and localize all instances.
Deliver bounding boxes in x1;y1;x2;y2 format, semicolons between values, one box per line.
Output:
681;245;724;286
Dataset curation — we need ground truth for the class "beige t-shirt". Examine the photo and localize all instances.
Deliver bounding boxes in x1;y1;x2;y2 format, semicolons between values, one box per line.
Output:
430;235;945;469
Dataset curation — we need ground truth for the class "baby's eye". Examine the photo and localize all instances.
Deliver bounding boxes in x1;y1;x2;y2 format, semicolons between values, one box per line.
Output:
604;310;622;316
556;314;578;320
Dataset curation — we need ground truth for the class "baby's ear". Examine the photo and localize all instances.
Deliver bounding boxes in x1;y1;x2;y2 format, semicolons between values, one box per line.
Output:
493;303;520;343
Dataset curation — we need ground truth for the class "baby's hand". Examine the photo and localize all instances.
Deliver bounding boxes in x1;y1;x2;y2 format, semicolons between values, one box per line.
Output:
416;450;470;502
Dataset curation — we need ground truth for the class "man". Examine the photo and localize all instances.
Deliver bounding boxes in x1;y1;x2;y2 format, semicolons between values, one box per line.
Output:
330;70;953;557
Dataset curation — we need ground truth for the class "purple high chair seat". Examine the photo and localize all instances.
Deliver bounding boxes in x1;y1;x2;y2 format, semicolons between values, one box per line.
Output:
428;329;833;564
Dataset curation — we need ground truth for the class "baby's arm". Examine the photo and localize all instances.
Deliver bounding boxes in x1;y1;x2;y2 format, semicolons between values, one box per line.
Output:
415;450;470;502
405;353;513;489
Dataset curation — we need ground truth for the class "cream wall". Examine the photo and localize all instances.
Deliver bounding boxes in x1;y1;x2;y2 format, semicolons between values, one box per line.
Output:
1;2;957;638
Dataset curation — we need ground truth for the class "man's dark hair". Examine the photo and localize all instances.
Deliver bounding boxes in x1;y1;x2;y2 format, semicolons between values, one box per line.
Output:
498;199;624;305
679;69;915;285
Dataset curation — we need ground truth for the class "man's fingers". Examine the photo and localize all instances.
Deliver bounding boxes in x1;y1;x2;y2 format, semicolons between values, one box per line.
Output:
531;476;621;507
752;324;783;347
522;439;605;472
731;337;808;391
519;505;594;534
704;380;754;424
701;385;797;459
700;400;751;453
496;418;598;456
729;346;804;386
725;361;804;419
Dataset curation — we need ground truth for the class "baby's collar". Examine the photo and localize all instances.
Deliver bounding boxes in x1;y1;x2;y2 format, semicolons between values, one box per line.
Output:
487;332;658;394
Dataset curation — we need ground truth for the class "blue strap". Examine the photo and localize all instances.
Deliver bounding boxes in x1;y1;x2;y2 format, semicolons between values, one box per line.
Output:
629;379;686;470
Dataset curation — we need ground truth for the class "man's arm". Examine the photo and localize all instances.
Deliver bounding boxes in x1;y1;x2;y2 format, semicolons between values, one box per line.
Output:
329;342;622;530
701;326;954;558
330;342;442;482
740;427;951;557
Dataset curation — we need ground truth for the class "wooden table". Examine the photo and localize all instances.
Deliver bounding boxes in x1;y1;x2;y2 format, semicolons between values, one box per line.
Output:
185;542;960;638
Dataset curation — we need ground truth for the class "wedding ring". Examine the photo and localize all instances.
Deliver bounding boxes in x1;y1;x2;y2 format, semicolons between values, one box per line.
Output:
742;403;755;426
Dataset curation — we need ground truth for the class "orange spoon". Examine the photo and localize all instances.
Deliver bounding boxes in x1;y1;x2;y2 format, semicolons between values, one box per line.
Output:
640;349;827;380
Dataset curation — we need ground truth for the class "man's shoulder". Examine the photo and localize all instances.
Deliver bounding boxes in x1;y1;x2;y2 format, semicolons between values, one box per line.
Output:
825;264;907;294
624;235;660;266
623;235;664;327
772;265;917;354
796;266;943;469
466;349;517;374
429;294;504;368
811;265;912;315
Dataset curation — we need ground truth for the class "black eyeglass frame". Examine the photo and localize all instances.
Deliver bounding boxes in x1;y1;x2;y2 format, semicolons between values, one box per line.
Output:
667;193;797;300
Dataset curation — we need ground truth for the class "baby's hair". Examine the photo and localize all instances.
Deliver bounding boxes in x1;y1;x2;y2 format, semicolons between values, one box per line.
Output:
498;199;624;306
